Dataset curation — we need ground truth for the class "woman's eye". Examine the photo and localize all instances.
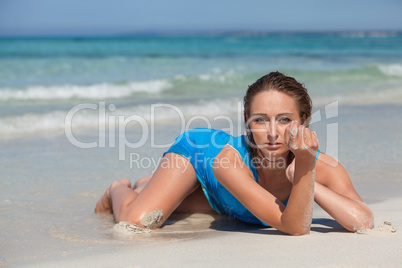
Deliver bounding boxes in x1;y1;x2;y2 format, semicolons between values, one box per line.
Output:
254;117;268;123
278;117;291;123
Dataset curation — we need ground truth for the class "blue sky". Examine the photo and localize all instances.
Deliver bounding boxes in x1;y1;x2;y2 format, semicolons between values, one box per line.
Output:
0;0;401;36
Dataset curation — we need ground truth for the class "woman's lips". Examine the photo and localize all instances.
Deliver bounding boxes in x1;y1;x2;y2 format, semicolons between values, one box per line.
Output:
265;142;282;149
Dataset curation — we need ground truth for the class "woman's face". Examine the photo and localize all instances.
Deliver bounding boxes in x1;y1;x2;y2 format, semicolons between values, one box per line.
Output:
247;90;302;162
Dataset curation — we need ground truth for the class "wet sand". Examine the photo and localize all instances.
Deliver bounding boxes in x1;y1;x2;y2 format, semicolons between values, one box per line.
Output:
18;197;401;268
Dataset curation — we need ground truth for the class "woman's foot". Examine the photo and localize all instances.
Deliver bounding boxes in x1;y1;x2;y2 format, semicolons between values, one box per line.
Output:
95;186;113;214
95;178;132;214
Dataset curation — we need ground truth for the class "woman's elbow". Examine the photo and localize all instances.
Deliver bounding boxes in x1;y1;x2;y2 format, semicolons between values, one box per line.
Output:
354;215;374;232
288;231;310;236
348;208;374;232
289;227;311;236
278;216;312;236
282;224;311;236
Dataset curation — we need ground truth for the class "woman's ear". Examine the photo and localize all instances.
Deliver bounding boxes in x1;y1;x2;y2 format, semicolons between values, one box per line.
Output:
245;114;252;135
301;114;307;126
244;114;250;127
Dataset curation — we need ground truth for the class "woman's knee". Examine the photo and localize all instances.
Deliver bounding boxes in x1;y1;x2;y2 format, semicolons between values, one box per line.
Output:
123;208;165;229
123;154;198;227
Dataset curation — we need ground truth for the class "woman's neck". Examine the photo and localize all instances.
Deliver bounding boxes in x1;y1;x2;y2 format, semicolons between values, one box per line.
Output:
256;151;289;172
256;164;291;202
257;163;287;181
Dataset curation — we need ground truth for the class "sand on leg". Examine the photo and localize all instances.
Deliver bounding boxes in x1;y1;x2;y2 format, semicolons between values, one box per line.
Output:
96;153;202;228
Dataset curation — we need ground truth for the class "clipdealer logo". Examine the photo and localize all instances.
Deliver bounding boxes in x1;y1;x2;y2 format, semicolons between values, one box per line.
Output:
64;101;339;169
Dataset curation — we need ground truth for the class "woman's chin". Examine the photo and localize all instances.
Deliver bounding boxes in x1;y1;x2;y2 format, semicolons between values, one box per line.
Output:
261;149;288;162
253;151;288;169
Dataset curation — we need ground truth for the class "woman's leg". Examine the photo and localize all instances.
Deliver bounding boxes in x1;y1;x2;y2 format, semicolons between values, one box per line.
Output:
95;153;205;228
131;173;215;214
174;186;216;214
132;174;153;193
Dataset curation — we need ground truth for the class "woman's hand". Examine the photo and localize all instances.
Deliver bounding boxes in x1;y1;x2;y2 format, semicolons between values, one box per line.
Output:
284;121;319;163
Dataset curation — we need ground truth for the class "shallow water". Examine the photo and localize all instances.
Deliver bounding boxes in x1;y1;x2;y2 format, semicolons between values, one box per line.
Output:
1;33;402;138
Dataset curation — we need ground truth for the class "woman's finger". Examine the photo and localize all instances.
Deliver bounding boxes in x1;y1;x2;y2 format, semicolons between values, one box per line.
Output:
294;125;306;150
289;121;299;149
284;123;290;147
311;130;319;149
302;127;312;149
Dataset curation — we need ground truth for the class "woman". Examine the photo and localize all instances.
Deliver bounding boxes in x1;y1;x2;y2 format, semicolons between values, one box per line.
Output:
95;72;374;235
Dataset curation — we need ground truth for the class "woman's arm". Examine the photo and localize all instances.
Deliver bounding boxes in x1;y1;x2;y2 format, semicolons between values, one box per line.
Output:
213;124;318;236
314;182;373;231
214;149;316;235
313;153;374;231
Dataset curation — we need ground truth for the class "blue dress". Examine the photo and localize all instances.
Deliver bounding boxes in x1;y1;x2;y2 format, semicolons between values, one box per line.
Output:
165;128;269;226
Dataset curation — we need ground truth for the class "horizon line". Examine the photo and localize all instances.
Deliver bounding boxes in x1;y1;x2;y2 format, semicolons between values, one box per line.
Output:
0;29;401;39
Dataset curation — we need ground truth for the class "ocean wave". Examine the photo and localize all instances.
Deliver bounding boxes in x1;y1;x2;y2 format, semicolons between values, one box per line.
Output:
0;111;68;137
0;98;243;138
341;87;402;105
0;80;172;101
378;64;402;77
339;31;400;38
1;88;402;139
294;63;402;80
1;63;401;102
312;87;402;106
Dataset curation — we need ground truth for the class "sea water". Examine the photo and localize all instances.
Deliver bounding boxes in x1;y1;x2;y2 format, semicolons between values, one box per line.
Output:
0;32;402;265
1;33;402;136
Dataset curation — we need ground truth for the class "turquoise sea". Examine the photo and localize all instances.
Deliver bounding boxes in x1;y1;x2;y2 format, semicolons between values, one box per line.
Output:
1;32;402;136
1;32;402;266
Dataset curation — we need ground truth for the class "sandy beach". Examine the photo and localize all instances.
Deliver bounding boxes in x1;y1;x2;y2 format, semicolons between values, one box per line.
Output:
10;197;401;268
1;103;401;268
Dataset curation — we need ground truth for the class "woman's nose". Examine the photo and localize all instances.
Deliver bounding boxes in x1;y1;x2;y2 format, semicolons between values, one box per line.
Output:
266;122;278;141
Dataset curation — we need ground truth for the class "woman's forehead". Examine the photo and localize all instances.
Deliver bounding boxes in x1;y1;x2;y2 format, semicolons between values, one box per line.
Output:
250;90;299;114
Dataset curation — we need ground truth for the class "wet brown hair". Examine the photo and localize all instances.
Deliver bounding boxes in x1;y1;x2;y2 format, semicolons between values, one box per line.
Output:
244;71;312;166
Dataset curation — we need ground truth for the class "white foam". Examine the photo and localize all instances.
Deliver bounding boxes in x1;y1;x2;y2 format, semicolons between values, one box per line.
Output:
197;69;235;83
0;98;243;138
0;111;67;137
378;64;402;77
0;80;172;101
313;87;402;107
340;31;399;38
3;88;402;138
150;98;242;121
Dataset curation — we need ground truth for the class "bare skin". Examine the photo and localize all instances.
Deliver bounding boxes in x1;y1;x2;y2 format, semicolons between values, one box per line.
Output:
95;90;374;234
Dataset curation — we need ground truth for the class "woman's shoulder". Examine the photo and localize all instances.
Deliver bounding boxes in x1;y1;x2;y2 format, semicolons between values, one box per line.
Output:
316;152;339;168
286;152;343;184
215;144;244;164
315;152;344;181
213;144;256;181
315;152;354;189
